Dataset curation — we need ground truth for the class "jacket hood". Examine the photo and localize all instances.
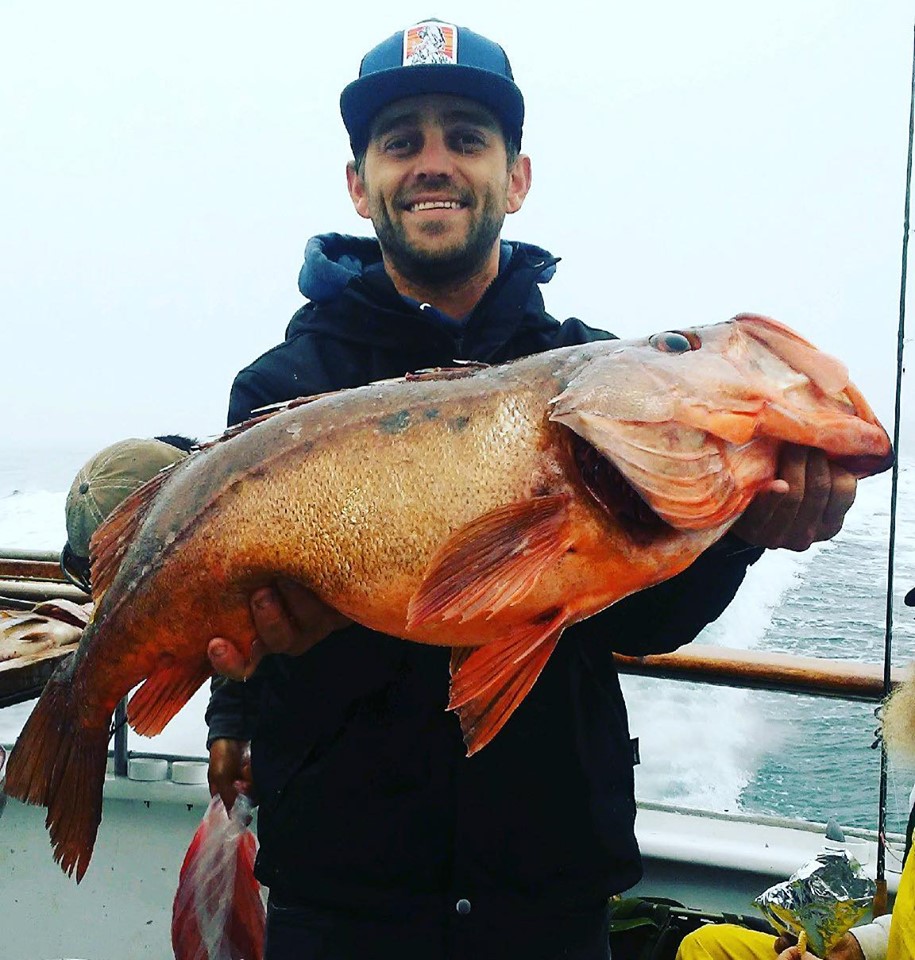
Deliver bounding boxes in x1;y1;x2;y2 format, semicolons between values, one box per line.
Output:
297;232;557;305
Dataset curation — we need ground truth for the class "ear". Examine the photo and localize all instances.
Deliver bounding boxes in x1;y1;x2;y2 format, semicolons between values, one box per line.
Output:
346;161;372;220
505;154;532;215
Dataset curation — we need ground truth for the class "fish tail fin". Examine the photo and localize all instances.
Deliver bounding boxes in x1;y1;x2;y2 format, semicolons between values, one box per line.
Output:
5;652;110;882
5;653;80;807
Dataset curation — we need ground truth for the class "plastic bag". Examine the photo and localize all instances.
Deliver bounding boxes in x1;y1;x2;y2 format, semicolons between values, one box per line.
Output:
172;793;266;960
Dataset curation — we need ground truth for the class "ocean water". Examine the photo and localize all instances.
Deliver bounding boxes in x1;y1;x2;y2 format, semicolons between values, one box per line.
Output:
2;446;915;837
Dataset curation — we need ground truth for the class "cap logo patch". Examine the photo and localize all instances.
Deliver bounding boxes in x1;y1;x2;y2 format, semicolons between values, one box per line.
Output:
403;21;458;66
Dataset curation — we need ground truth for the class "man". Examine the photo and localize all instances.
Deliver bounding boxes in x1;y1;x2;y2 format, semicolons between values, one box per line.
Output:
204;19;857;960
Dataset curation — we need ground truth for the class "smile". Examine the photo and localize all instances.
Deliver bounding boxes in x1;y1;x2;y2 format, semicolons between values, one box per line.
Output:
407;200;467;212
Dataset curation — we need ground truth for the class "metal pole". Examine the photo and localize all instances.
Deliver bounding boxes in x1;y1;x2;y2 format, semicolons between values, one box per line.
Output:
113;698;129;777
874;19;915;918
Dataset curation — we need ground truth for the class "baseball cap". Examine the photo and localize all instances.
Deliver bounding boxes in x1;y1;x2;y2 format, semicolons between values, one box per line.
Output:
64;438;189;562
340;19;524;156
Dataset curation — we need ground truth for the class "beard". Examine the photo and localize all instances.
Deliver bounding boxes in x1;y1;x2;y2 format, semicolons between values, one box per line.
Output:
371;186;506;286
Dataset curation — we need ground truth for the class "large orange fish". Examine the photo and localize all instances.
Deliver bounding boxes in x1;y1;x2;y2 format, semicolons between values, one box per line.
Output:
5;313;893;880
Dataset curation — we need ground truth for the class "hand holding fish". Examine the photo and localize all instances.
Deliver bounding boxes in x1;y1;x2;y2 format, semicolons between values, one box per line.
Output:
207;578;351;681
731;446;858;552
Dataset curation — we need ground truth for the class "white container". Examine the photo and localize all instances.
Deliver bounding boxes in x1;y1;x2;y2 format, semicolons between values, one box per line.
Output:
127;757;169;781
170;760;209;785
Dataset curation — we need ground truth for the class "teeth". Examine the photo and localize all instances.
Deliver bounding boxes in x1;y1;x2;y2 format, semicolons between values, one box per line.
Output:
410;201;463;211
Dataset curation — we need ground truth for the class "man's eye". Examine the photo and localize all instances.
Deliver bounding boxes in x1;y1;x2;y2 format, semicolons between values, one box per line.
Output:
451;131;486;153
384;136;416;153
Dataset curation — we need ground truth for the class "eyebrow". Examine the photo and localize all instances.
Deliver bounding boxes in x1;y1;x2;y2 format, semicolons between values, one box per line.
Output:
370;108;500;140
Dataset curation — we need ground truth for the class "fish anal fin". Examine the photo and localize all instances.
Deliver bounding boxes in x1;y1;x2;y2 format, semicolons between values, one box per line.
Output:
449;646;473;678
127;657;212;737
89;465;176;599
407;495;574;628
448;611;565;754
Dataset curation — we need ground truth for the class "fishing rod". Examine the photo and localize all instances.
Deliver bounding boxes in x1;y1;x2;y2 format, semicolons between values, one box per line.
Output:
874;18;915;918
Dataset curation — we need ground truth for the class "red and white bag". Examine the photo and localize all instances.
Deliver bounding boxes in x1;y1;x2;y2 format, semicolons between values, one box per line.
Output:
172;793;265;960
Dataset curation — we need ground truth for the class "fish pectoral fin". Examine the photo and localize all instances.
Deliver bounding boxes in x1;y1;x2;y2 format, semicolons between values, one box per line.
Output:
126;656;212;737
448;611;565;754
407;495;574;628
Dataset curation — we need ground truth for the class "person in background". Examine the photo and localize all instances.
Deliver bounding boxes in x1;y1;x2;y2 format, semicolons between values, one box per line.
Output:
61;436;193;592
677;587;915;960
674;920;887;960
200;17;859;960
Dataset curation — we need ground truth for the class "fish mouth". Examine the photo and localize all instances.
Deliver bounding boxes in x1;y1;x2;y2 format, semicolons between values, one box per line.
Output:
570;433;672;543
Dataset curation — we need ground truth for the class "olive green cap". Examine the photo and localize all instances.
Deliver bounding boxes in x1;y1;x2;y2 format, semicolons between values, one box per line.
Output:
65;438;188;560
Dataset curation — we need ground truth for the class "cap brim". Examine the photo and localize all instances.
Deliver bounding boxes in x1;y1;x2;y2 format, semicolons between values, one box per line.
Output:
341;64;524;153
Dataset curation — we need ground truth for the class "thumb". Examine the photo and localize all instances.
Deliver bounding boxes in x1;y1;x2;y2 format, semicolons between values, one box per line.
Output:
208;637;261;680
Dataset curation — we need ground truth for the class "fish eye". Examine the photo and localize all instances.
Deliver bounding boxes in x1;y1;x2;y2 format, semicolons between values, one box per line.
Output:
649;331;695;353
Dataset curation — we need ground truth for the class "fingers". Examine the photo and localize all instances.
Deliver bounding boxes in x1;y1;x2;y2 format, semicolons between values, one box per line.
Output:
251;584;301;654
820;462;857;541
764;446;831;550
733;445;856;551
275;578;352;652
251;581;333;656
208;581;350;677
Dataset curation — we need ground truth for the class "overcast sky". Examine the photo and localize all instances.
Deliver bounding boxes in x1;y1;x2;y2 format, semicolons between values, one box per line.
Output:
2;0;913;455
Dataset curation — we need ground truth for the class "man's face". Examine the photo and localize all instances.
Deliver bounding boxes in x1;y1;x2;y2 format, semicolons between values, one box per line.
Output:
346;94;531;285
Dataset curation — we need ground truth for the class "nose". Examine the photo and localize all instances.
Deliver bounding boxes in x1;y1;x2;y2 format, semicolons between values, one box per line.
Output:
413;129;455;178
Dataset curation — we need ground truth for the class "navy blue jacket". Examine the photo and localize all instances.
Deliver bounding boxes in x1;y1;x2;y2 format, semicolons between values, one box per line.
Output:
206;234;761;958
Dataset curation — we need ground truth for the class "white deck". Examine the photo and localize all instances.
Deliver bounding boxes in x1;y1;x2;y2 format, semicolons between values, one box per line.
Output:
1;766;901;959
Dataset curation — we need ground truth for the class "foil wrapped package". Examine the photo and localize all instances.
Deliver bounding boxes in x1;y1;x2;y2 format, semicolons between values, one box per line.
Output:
754;849;876;957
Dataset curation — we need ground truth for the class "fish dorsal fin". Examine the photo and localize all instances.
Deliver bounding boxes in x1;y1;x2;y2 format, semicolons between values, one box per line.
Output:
208;366;488;448
734;313;849;395
199;395;328;449
407;495;574;627
405;362;489;382
89;464;177;600
448;610;565;754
